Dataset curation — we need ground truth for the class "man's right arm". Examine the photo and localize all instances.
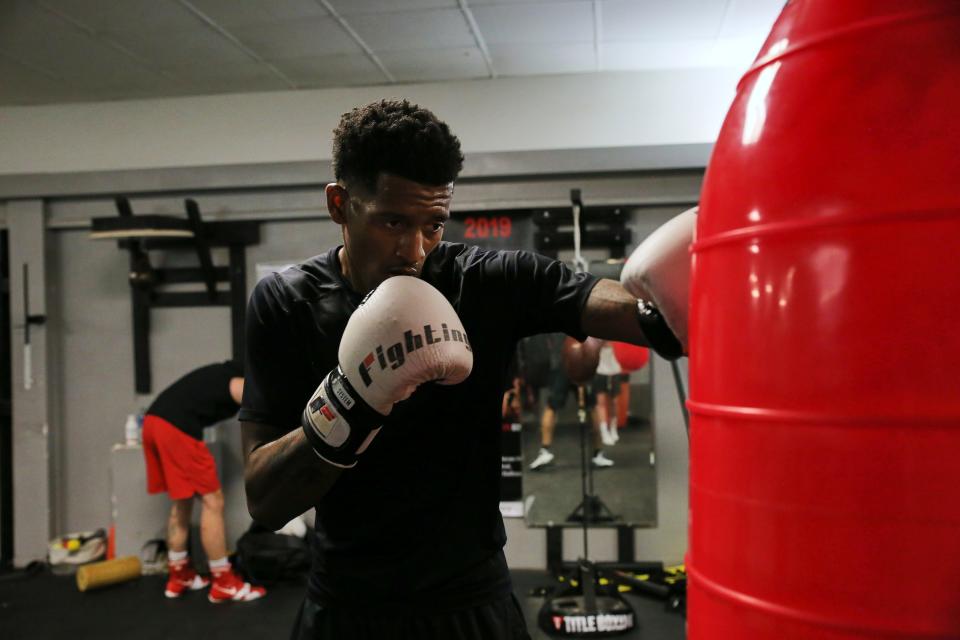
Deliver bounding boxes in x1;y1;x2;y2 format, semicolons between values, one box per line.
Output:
241;420;343;531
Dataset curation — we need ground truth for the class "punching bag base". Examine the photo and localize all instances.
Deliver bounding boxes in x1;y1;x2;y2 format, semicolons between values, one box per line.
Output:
538;592;636;637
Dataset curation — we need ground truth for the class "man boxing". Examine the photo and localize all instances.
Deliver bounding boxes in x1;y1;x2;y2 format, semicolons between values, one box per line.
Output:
239;99;686;640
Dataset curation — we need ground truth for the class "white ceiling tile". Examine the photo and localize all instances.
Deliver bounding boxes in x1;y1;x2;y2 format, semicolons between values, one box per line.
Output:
275;54;388;87
166;61;292;91
719;0;784;38
0;4;178;86
89;84;203;101
230;18;361;58
0;0;41;34
78;75;190;98
39;0;209;33
601;0;728;42
186;0;329;28
0;0;788;105
190;78;293;94
467;0;594;5
601;40;718;70
327;0;457;14
0;56;78;105
104;28;255;67
490;42;595;76
0;0;84;58
0;86;87;105
349;9;474;52
471;2;594;45
0;1;245;75
59;58;173;90
378;47;489;83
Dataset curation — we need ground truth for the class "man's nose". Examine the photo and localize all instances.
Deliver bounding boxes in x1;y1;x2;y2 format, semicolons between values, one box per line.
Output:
396;228;426;264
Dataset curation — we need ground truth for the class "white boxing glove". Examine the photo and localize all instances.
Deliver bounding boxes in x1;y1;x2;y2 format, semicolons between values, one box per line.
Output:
621;206;696;357
301;276;473;468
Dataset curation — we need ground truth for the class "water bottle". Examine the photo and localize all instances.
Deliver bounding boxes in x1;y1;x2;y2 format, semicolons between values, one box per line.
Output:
124;414;140;446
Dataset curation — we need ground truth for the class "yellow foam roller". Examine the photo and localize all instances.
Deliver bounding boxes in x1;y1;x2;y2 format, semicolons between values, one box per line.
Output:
76;556;141;592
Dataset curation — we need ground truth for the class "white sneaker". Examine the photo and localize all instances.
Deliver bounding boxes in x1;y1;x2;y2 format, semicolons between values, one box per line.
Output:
599;423;615;446
591;451;614;468
529;448;555;470
609;422;620;444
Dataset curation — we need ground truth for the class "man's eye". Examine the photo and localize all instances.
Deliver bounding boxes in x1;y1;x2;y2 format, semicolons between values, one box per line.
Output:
385;219;403;229
430;222;445;233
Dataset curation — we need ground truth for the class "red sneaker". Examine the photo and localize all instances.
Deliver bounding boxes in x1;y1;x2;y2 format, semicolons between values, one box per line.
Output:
164;559;210;598
208;567;266;604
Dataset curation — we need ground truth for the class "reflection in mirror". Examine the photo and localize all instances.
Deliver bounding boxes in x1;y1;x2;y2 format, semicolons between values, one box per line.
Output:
514;333;657;528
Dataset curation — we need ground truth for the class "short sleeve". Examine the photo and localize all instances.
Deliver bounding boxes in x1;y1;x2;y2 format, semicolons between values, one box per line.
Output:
477;250;600;341
238;274;313;430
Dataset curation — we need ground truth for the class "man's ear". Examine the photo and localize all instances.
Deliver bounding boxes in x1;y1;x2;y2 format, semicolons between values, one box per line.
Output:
326;183;348;224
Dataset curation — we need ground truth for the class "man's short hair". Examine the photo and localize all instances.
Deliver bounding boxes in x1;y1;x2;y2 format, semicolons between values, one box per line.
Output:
332;99;464;193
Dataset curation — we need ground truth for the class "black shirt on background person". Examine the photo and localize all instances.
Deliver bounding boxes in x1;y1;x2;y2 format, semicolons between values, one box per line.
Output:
148;360;244;440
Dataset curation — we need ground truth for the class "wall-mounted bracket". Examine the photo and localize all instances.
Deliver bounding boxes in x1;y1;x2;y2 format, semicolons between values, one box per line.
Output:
91;197;260;393
532;192;631;260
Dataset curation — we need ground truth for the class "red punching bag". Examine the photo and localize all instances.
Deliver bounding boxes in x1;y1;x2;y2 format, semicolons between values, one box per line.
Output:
688;1;960;638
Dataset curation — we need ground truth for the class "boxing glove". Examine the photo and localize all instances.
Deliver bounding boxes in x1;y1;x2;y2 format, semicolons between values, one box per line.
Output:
301;276;473;468
621;206;696;358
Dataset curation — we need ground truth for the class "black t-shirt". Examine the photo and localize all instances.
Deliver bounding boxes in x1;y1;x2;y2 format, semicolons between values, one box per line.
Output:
147;361;243;440
240;242;599;612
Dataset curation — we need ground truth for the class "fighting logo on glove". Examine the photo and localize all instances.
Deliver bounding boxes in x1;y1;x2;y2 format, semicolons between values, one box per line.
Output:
302;276;473;468
356;322;471;386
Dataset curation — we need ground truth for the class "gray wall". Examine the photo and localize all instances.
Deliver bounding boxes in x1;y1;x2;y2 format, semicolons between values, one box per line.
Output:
8;160;700;567
46;216;346;549
7;201;55;563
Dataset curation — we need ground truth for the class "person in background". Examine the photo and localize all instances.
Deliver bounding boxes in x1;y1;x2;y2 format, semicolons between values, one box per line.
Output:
141;360;266;603
528;335;614;471
593;340;624;446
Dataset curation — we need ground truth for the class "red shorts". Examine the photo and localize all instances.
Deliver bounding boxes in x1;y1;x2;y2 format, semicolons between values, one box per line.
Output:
142;415;220;499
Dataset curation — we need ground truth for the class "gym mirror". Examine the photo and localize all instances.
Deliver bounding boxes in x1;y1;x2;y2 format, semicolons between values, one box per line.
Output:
512;333;657;528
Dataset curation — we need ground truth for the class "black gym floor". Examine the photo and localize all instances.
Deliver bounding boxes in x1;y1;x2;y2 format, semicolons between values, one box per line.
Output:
0;568;685;639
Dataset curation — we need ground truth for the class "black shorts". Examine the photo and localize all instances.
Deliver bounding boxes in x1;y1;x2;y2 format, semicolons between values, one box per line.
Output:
592;373;627;397
547;368;596;411
289;593;532;640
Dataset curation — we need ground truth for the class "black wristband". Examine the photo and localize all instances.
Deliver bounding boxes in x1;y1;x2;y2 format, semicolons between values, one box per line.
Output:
301;367;384;468
636;299;685;361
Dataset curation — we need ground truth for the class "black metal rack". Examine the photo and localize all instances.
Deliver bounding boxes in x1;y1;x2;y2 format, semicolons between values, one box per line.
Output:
94;197;260;394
